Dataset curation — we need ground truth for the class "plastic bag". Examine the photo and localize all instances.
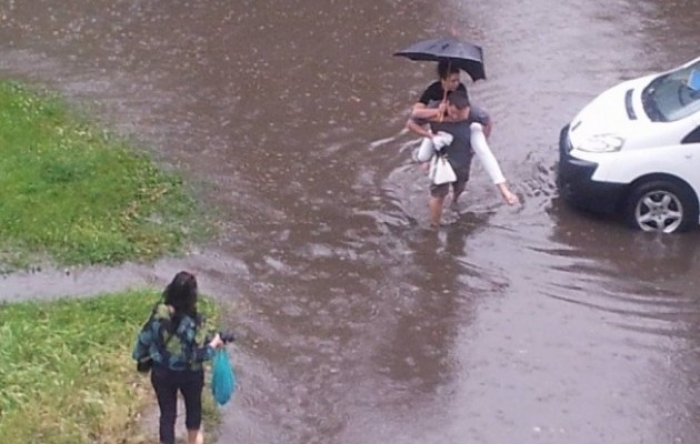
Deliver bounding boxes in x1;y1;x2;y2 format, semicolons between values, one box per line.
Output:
429;155;457;185
211;349;236;406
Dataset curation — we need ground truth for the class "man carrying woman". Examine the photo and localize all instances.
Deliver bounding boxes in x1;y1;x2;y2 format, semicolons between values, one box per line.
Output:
408;89;518;227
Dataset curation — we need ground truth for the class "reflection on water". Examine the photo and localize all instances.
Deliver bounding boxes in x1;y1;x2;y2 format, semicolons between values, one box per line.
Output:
0;0;700;442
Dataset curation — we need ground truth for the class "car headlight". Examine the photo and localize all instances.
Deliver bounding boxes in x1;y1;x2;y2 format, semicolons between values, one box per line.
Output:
576;134;625;153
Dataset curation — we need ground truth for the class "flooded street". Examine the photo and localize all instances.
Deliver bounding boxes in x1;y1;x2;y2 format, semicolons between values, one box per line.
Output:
2;0;700;442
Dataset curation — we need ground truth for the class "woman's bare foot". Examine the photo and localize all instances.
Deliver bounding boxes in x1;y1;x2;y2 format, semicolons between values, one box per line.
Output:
502;189;519;205
497;182;520;205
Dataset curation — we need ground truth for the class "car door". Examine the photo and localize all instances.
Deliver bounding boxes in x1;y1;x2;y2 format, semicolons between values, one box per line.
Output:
678;116;700;200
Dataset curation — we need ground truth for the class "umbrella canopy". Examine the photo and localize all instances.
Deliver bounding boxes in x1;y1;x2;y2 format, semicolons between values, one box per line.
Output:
394;37;486;81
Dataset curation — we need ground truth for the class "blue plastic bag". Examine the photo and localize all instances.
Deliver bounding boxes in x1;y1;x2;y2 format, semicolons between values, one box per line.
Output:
211;349;236;406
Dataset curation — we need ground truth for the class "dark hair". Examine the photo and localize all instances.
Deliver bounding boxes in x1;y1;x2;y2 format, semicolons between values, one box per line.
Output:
447;90;470;110
437;60;460;80
163;271;199;322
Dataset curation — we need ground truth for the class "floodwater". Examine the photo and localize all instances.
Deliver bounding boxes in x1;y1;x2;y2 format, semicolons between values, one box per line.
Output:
1;0;700;443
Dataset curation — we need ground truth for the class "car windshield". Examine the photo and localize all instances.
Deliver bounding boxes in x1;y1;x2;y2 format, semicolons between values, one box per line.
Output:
642;59;700;122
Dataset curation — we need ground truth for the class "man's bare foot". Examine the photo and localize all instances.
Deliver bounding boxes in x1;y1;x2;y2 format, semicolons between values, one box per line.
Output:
429;220;449;230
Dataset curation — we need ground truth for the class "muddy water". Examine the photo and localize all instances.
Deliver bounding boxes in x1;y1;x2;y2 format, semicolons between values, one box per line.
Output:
2;0;700;443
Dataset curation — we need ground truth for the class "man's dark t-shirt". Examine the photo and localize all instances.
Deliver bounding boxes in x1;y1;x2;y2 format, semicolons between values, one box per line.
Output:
418;81;468;105
430;106;489;171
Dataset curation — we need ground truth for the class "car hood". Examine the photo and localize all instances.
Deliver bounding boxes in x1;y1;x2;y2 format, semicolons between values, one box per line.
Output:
567;73;699;153
568;77;651;148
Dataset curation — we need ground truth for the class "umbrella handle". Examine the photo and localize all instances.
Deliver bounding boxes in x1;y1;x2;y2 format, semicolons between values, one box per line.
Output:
437;90;447;123
437;60;451;123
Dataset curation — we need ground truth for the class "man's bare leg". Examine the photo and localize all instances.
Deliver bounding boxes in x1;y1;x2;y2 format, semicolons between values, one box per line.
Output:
429;195;445;227
451;181;467;209
450;190;462;210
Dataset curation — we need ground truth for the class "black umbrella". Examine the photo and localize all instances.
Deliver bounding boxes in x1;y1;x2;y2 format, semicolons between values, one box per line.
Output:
394;37;486;81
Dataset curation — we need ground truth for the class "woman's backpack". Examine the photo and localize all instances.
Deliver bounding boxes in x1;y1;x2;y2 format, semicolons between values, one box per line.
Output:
134;301;169;373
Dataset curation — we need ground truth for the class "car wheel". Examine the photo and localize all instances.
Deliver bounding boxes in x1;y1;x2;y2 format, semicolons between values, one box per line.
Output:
624;180;698;233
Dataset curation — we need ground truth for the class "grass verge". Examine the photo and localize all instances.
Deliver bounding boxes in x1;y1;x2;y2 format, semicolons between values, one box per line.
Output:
0;290;221;444
0;80;208;269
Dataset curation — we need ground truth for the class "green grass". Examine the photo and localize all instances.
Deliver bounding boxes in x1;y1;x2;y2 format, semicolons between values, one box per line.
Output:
0;290;222;444
0;80;206;269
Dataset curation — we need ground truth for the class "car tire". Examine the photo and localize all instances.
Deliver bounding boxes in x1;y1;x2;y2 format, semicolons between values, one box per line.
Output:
624;180;698;233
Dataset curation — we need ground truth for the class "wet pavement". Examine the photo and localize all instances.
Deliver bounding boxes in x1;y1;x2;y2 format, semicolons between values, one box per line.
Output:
1;0;700;443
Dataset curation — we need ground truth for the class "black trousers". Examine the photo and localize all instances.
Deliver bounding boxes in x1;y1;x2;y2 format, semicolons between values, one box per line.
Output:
150;364;205;444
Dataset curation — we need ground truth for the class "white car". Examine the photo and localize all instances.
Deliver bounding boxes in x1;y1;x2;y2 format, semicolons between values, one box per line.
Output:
558;55;700;233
